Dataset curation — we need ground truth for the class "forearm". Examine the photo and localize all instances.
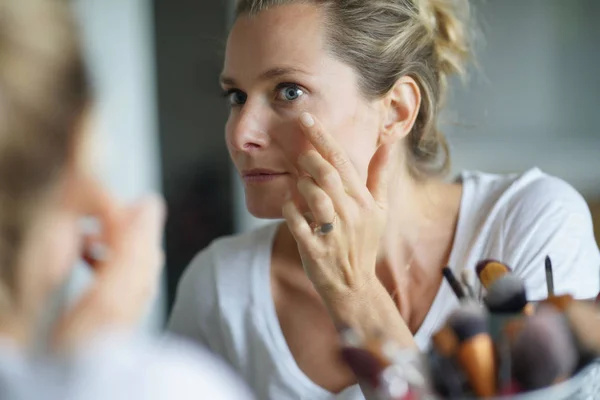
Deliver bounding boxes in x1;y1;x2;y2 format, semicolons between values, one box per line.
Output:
321;278;417;349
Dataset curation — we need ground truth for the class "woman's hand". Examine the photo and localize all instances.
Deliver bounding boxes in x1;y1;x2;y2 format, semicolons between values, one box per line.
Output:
52;189;166;352
281;112;416;347
282;112;392;299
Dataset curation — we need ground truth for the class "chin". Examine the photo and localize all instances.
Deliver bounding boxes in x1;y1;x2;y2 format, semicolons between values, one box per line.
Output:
245;193;285;220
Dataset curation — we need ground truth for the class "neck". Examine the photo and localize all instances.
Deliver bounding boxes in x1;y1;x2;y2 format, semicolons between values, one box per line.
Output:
378;169;461;273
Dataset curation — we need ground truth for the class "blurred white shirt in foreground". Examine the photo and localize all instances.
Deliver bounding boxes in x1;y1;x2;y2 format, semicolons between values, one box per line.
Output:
0;331;255;400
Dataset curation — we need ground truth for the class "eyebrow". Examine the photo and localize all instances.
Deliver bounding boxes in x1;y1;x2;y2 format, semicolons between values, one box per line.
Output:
219;66;308;86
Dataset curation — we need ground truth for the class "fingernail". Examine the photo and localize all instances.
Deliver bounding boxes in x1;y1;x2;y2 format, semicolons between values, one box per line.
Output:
300;112;314;127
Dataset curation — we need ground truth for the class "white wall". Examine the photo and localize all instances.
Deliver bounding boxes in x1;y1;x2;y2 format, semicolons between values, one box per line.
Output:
446;0;600;198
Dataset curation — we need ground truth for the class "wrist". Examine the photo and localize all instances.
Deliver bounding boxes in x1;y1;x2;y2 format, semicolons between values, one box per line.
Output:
319;276;388;329
317;272;383;311
318;277;418;349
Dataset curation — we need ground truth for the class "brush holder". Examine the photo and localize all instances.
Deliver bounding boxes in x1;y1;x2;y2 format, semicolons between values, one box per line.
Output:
375;354;600;400
454;359;600;400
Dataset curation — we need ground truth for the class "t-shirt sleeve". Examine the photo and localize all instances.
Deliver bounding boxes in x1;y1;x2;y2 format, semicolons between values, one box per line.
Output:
501;175;600;301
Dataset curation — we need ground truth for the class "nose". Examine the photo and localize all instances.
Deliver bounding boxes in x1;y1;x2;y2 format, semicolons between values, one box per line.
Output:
226;104;270;152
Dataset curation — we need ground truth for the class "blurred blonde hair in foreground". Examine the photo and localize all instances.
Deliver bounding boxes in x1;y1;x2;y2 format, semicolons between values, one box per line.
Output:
0;0;89;315
0;1;254;398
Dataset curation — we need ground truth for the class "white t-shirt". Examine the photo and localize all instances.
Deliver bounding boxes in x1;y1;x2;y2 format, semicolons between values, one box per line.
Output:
167;168;600;400
0;332;254;400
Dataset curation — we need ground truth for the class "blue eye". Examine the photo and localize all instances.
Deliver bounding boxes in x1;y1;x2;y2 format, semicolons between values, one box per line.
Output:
224;90;247;106
277;84;304;102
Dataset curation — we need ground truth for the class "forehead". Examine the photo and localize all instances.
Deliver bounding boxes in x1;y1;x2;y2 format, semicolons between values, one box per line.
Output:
224;3;328;80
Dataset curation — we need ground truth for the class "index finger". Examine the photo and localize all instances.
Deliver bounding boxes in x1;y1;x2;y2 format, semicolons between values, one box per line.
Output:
298;112;365;194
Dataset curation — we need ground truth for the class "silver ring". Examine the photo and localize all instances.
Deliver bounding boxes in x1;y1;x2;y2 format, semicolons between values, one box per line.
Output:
312;215;337;236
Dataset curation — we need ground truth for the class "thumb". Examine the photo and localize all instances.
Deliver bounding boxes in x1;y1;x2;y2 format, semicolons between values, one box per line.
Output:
127;194;167;248
96;193;166;296
366;142;395;207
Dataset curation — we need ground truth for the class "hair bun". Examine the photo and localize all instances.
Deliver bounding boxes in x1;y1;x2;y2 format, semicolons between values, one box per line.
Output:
421;0;471;80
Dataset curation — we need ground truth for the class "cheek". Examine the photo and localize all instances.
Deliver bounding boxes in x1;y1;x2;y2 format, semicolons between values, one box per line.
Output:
272;120;314;162
318;108;380;181
224;117;235;150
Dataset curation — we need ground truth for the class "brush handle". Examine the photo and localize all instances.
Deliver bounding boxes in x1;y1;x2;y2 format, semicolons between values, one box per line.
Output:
545;256;554;297
488;314;525;344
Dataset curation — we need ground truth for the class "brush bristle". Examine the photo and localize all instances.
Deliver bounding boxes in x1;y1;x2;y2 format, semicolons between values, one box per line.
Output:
476;260;511;289
510;308;578;391
427;351;471;398
484;274;527;313
432;326;459;357
446;303;488;342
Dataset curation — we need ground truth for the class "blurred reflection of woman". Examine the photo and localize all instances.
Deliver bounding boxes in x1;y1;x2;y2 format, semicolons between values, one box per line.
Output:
0;0;252;399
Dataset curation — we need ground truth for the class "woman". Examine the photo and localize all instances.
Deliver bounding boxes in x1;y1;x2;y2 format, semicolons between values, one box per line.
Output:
0;0;252;398
168;0;600;399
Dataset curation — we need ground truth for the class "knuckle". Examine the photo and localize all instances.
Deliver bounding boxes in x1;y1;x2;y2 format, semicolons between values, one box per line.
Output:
329;151;347;168
312;195;331;214
354;194;371;209
296;175;311;191
313;130;327;146
320;169;339;188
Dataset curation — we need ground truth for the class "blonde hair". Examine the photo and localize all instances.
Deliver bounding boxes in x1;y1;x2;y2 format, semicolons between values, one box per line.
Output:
0;0;89;309
235;0;471;179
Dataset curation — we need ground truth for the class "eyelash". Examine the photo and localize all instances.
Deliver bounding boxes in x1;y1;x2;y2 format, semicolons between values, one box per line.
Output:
222;83;306;107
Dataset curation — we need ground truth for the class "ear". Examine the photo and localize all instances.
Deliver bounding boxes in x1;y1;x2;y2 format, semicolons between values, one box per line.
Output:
379;76;421;145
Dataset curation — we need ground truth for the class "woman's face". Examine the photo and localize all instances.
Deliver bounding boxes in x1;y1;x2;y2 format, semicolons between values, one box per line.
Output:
222;3;384;219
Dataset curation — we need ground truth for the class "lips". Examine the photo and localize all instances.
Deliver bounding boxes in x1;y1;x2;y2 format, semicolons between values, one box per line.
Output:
241;168;289;183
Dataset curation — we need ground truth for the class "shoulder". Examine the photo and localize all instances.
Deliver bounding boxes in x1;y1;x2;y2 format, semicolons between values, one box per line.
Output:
473;168;598;299
492;169;595;248
175;222;279;297
502;168;591;219
461;167;592;225
167;223;279;341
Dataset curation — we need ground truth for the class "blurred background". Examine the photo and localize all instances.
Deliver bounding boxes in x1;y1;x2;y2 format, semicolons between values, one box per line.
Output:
62;0;600;332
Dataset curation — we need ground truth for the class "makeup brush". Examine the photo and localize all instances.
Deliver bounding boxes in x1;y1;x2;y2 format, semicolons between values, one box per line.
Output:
432;325;458;357
484;274;528;314
341;346;390;389
442;267;466;300
482;274;531;341
545;255;554;296
446;303;497;397
540;256;574;311
339;328;392;390
460;269;477;299
427;350;470;399
475;259;512;289
564;301;600;367
483;273;531;390
510;307;578;391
